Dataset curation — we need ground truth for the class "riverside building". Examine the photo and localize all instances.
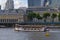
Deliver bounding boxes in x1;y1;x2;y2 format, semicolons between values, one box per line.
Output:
0;9;25;24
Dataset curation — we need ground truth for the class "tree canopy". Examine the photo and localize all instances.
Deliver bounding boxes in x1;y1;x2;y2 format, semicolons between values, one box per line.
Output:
43;12;50;18
36;13;42;19
51;13;57;19
58;13;60;21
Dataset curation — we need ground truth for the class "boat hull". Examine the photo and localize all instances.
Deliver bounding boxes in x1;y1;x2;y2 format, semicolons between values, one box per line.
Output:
14;28;45;32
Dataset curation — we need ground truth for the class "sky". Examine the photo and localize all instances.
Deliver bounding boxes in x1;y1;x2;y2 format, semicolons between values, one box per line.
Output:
0;0;28;9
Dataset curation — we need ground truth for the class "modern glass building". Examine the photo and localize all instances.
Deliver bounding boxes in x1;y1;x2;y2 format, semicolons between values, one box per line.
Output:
50;0;60;8
43;0;51;7
28;0;52;7
28;0;41;7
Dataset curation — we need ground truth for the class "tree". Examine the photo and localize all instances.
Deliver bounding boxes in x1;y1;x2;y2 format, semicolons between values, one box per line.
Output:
27;12;36;21
36;13;42;23
51;13;57;22
43;12;50;22
36;13;42;20
58;13;60;22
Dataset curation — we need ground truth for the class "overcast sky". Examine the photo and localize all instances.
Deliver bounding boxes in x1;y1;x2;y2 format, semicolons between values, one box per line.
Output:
0;0;28;9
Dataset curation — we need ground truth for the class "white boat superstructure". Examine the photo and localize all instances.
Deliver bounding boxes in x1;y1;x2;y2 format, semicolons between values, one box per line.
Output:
15;28;45;32
14;24;46;32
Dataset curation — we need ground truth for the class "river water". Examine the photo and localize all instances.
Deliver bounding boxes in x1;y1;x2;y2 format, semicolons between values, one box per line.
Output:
0;28;60;40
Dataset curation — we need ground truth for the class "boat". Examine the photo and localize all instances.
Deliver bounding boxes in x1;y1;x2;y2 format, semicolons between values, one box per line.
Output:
14;24;47;32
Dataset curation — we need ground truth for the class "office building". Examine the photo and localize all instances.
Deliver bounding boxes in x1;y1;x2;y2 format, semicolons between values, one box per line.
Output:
28;0;41;7
43;0;51;7
5;0;14;10
50;0;60;8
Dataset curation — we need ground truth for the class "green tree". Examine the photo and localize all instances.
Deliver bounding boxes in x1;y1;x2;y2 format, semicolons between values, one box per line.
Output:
27;12;36;21
51;13;57;22
58;13;60;22
43;12;50;22
36;13;42;20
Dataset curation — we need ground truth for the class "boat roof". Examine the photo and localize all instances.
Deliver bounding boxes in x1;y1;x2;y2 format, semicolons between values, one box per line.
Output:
17;25;46;28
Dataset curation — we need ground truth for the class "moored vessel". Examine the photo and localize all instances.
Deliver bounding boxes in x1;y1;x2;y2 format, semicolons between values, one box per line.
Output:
14;24;47;32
